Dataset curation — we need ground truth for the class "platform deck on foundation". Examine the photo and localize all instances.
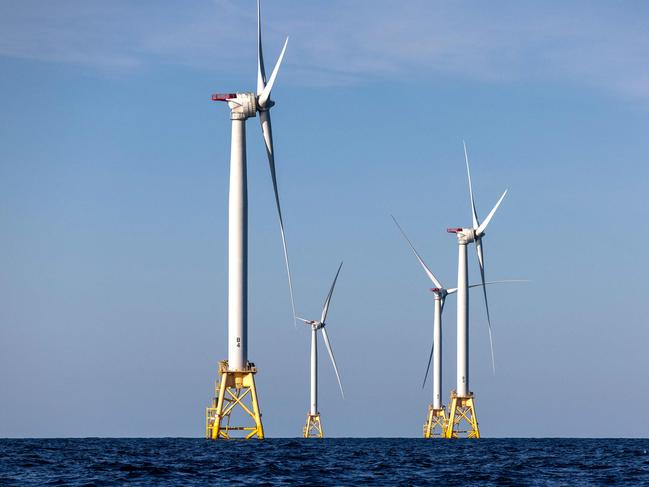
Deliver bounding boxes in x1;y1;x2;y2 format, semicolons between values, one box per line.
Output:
445;390;480;439
303;413;323;438
423;405;448;438
206;360;264;440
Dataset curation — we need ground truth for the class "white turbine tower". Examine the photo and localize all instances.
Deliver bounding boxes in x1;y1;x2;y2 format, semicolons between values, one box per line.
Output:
205;0;296;440
392;216;523;438
296;262;345;438
446;141;507;439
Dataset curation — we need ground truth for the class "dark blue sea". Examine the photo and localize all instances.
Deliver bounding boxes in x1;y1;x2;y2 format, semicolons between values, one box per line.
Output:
1;438;648;486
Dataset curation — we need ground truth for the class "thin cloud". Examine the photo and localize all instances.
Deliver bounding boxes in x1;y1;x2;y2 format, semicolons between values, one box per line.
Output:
1;1;648;99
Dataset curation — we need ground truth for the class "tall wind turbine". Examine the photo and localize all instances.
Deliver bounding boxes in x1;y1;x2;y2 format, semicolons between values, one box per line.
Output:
296;262;345;438
446;141;507;439
205;0;295;440
392;216;522;438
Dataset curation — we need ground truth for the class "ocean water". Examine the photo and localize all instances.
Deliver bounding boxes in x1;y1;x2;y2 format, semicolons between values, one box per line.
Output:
1;438;648;486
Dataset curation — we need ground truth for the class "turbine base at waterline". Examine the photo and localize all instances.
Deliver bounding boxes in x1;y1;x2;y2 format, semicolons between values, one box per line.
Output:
205;361;264;440
295;262;345;438
303;413;323;438
423;405;448;438
444;390;480;438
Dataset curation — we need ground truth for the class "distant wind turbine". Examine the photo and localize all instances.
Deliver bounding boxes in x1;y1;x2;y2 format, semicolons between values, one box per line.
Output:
297;262;345;438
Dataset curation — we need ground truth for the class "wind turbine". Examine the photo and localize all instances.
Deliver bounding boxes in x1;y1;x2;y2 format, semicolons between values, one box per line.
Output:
445;141;507;439
392;216;449;437
296;262;345;438
206;0;295;440
392;216;523;438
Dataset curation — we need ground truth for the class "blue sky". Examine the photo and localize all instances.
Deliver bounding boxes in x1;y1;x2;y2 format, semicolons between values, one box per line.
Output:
1;0;648;438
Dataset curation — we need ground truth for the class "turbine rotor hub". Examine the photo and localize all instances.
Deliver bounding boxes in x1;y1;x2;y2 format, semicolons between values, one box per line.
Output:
257;99;275;111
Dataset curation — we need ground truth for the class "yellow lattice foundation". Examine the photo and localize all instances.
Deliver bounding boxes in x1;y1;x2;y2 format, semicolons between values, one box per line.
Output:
303;413;323;438
423;405;447;438
444;390;480;438
205;360;264;440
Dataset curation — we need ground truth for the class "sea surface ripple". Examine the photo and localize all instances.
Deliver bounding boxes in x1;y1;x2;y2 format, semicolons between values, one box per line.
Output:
1;438;648;486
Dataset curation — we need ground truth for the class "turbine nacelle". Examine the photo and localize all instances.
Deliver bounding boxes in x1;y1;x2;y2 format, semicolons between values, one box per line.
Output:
430;288;448;299
447;227;477;244
300;319;325;330
212;92;258;120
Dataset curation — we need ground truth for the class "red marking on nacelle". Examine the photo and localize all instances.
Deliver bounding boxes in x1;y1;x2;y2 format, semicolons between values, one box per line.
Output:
431;288;440;293
212;93;237;101
447;227;462;233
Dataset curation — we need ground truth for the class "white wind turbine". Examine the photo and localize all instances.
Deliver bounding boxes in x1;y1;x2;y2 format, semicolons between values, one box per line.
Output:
211;0;295;372
206;0;295;440
445;141;507;438
296;262;345;437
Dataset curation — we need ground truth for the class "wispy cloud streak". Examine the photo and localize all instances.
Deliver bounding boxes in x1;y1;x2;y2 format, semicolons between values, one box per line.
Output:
1;1;649;99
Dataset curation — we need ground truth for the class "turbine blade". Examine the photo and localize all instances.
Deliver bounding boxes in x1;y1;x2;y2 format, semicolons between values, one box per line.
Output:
476;190;508;235
422;340;434;389
446;279;529;294
391;215;443;289
476;238;496;375
259;109;296;327
295;316;311;324
321;262;343;324
468;279;530;289
476;236;484;269
256;0;266;95
321;327;344;398
258;37;288;108
463;141;480;230
424;297;443;388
